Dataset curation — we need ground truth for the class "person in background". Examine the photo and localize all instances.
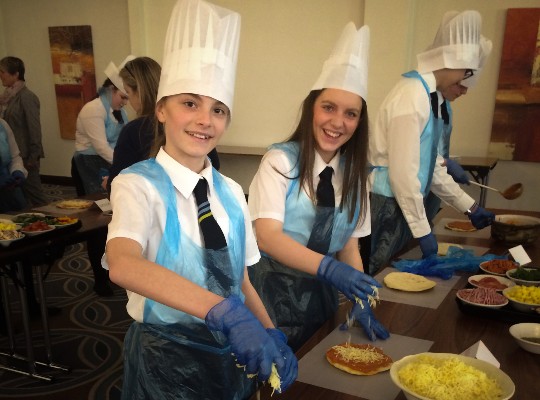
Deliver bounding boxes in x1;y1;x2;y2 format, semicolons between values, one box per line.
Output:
368;10;495;275
106;56;221;193
0;56;47;207
72;56;131;195
248;23;389;352
424;40;492;222
104;1;297;398
0;118;27;212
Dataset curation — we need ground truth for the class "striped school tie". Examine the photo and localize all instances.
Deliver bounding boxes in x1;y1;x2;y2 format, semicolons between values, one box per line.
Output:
193;178;227;250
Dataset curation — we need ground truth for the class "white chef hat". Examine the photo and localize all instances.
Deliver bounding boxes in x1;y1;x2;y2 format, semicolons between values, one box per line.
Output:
104;55;136;95
417;10;491;74
156;0;241;114
312;22;370;100
460;36;492;88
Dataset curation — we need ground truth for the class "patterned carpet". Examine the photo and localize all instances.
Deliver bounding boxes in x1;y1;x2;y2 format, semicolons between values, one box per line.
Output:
0;185;130;400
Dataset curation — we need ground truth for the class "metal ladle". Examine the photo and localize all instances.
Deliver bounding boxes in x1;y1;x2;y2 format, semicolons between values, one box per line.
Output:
468;181;523;200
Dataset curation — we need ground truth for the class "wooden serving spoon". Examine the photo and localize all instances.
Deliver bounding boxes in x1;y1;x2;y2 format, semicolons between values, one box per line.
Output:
468;181;523;200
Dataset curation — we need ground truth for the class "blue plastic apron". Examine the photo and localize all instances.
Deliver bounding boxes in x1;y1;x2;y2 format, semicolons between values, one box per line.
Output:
119;159;253;400
248;142;360;351
368;71;443;275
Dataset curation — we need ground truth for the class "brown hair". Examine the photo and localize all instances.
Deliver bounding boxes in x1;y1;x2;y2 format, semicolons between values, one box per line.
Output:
285;89;369;222
119;57;161;117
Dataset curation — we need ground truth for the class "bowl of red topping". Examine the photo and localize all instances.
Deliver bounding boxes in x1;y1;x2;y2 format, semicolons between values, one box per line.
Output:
468;274;515;291
20;221;55;236
479;259;519;277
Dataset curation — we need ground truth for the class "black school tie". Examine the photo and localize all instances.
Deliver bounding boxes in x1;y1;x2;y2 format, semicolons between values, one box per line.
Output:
317;166;335;207
193;178;227;250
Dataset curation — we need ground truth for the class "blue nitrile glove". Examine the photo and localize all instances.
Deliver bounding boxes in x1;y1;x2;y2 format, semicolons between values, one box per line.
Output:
205;295;284;381
266;328;298;393
11;170;25;186
317;255;381;302
469;206;495;229
445;158;469;184
340;302;390;341
419;232;438;259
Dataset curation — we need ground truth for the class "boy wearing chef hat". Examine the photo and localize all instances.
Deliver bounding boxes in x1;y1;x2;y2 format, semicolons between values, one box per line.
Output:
368;10;495;275
247;22;389;352
105;0;297;398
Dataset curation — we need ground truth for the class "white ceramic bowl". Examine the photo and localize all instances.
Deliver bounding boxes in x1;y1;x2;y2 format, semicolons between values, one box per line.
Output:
502;286;540;313
505;268;540;287
390;352;515;400
20;224;55;236
468;274;515;291
479;260;519;277
509;323;540;354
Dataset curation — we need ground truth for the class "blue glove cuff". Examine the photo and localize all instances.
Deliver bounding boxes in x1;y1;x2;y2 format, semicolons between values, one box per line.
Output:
205;294;242;333
266;328;288;344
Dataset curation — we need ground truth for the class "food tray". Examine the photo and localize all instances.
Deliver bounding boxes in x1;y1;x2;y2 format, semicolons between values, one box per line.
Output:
455;296;540;324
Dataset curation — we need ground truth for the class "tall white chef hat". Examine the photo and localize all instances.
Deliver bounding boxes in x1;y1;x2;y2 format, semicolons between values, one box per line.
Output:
104;55;136;95
417;10;491;74
460;35;492;88
156;0;241;114
312;22;370;100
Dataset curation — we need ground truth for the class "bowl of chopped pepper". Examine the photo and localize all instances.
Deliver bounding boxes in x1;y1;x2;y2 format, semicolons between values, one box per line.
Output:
506;267;540;287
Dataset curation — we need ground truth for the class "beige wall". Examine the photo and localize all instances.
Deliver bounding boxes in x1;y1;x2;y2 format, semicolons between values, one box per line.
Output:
0;0;538;210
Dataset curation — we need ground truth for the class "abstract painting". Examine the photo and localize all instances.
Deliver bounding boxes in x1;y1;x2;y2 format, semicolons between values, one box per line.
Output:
48;25;96;140
488;8;540;162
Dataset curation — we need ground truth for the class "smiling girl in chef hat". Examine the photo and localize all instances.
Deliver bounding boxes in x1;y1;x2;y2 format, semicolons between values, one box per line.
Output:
105;0;297;399
247;22;389;352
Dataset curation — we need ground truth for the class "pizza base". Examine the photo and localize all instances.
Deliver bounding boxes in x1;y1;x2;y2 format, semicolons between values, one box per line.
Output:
56;199;93;209
326;343;393;376
437;242;463;256
384;272;436;292
445;220;477;232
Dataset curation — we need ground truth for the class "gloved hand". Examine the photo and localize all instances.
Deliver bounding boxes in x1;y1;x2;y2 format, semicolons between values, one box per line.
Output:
469;206;495;229
340;302;390;341
205;295;284;381
266;328;298;392
11;170;25;186
317;255;381;302
445;158;469;184
419;232;438;259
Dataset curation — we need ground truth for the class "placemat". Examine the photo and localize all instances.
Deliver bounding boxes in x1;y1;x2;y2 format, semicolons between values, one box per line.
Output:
374;267;461;309
434;217;491;239
297;326;433;400
398;244;489;260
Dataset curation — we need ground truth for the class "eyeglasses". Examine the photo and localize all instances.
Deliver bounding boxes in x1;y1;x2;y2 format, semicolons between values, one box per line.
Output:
463;69;474;80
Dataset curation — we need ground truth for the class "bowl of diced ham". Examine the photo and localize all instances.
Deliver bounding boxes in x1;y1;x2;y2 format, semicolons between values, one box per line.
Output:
456;287;508;309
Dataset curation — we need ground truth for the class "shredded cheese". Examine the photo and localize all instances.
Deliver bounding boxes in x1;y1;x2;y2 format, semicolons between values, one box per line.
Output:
398;355;503;400
268;364;281;395
332;344;385;364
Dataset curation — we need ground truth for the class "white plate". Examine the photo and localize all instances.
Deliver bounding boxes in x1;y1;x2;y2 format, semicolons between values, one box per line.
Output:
11;213;47;224
468;274;515;291
50;217;79;228
20;225;55;236
456;288;508;309
505;268;540;287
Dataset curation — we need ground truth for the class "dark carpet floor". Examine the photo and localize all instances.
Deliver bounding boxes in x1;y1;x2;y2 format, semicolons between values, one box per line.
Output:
0;185;130;400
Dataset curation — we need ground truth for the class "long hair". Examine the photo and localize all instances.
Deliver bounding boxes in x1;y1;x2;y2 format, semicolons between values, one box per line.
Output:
119;57;161;117
285;89;369;223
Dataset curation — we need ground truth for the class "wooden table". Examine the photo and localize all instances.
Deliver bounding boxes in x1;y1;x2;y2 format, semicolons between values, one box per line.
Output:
252;207;540;400
459;156;499;207
0;196;111;381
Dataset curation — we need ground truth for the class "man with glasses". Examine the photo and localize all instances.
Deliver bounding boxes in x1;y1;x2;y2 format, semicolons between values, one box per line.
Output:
366;10;495;275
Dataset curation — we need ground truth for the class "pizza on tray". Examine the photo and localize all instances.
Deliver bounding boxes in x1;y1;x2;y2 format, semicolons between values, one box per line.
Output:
326;343;393;376
56;199;94;209
444;220;477;232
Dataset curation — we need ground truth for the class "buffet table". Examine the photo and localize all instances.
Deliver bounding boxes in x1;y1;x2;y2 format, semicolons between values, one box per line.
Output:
252;207;539;400
0;196;110;381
